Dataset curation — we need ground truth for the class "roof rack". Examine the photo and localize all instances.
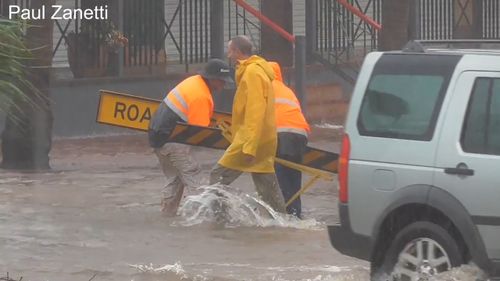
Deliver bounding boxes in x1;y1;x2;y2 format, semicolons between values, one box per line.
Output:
403;40;500;53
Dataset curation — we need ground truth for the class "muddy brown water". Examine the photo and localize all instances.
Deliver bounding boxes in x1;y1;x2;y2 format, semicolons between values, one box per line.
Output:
0;134;486;281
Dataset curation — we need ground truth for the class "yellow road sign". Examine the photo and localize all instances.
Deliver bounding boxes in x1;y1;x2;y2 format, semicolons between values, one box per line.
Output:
96;90;339;173
97;90;232;131
97;90;159;131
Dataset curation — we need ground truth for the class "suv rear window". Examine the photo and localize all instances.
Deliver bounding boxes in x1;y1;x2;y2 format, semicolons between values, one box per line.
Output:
461;78;500;155
357;54;461;141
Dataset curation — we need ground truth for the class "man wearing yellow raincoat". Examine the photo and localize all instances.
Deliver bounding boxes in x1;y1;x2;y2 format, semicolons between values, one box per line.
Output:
209;36;286;213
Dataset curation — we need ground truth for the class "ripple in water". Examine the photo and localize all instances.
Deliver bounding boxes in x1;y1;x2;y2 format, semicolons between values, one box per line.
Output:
129;262;489;281
430;264;490;281
177;184;322;229
129;262;209;281
129;262;364;281
372;264;489;281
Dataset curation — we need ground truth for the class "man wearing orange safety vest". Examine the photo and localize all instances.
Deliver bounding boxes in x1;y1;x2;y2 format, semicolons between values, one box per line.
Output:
148;59;232;216
269;62;310;218
209;36;286;213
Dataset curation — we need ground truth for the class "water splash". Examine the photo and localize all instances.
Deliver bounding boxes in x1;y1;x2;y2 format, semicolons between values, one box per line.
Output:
177;184;323;230
129;262;209;281
271;273;369;281
429;264;490;281
129;262;489;281
130;262;363;281
373;263;489;281
130;262;186;275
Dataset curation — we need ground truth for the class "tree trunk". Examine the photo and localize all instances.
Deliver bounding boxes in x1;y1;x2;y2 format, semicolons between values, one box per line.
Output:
378;0;411;51
1;0;55;170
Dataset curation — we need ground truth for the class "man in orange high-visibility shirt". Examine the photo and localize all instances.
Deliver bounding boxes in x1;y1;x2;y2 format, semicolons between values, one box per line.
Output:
269;61;310;218
148;59;232;216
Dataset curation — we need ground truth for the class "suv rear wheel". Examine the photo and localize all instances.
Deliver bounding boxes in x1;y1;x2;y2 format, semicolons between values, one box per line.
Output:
372;221;464;281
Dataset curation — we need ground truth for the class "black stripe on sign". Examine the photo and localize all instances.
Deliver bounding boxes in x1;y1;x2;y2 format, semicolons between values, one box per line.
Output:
169;125;198;144
303;146;340;160
306;155;338;170
199;130;226;147
170;125;226;150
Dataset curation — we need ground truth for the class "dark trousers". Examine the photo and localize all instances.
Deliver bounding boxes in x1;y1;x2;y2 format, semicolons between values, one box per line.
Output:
275;154;303;217
275;132;307;218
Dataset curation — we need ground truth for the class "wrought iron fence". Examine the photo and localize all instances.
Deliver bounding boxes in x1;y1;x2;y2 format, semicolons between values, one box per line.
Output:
226;0;261;53
314;0;381;78
0;0;263;75
121;0;215;73
6;0;500;78
159;0;261;71
0;0;80;68
174;0;211;66
0;0;213;75
419;0;454;40
0;0;29;15
483;0;500;39
123;0;167;67
313;0;500;83
418;0;500;40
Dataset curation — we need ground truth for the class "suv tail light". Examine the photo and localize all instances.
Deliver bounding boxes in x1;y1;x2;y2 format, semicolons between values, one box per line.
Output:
338;133;350;203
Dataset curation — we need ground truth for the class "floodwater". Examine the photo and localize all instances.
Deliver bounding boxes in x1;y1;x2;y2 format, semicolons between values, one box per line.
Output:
0;134;488;281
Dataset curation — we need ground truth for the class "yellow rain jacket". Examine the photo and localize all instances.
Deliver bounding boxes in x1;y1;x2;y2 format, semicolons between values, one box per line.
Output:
218;55;277;173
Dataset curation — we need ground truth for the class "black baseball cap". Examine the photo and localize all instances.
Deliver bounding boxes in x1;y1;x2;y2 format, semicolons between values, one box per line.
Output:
201;59;233;83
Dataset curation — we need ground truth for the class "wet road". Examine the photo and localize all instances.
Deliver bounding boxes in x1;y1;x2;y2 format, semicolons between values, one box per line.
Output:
0;135;484;281
0;135;368;281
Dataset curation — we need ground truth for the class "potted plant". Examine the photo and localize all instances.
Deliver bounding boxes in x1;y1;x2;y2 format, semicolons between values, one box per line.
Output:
66;19;127;78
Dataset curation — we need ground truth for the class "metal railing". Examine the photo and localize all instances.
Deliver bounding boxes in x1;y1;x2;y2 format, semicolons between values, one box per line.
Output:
483;0;500;39
160;0;211;71
313;0;500;84
0;0;30;17
0;0;266;75
226;0;262;53
316;0;381;65
1;0;170;76
314;0;381;83
418;0;500;40
5;0;500;79
228;0;307;107
1;0;71;64
419;0;454;40
123;0;168;68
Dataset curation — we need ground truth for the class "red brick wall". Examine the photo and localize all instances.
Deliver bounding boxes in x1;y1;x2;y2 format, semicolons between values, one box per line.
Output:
304;83;349;124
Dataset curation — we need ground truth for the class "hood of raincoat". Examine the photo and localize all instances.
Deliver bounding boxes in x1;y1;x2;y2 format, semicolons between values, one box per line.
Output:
268;61;283;82
236;55;275;84
218;55;278;173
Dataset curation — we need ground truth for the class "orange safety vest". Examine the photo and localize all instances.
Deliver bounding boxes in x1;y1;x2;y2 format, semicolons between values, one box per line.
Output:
269;62;310;137
163;75;214;126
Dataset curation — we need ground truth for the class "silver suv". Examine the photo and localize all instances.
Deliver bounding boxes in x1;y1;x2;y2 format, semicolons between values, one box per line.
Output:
329;41;500;280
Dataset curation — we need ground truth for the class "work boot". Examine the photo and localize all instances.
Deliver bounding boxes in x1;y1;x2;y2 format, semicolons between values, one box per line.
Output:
161;198;177;216
161;190;183;217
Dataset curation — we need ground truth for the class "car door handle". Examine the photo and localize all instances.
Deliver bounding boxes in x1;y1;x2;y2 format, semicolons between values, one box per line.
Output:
444;163;474;176
444;168;474;176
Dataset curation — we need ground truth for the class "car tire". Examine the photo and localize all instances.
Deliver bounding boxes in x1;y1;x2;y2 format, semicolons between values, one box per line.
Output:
371;221;464;281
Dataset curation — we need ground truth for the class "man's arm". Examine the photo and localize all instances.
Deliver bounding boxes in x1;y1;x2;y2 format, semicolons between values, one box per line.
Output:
148;102;182;148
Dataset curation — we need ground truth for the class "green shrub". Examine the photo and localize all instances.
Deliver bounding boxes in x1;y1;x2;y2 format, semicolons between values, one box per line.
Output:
0;18;40;117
